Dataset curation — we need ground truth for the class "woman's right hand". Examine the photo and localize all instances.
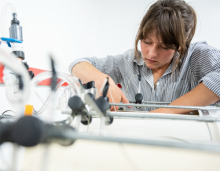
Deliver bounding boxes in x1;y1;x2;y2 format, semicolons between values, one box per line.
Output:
72;62;130;111
96;76;130;111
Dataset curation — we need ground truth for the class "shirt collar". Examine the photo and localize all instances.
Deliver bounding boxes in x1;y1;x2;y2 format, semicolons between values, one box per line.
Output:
132;56;145;66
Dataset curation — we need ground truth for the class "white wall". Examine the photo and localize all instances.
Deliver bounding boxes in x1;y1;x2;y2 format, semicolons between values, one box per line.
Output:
0;0;219;74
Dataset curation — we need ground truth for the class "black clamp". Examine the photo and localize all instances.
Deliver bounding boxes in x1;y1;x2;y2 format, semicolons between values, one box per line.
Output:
68;95;92;125
94;78;113;125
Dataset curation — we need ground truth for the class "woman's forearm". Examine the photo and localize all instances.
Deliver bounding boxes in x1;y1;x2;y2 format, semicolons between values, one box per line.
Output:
71;62;109;88
71;62;129;109
150;83;220;114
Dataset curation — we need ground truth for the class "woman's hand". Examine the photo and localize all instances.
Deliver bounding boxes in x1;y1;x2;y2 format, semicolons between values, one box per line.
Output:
108;78;130;111
72;62;130;111
96;77;130;111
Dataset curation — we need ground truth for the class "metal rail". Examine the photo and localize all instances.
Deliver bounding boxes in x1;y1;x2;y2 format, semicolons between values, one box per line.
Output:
129;101;170;104
61;132;220;154
109;103;220;111
62;110;220;122
107;112;220;122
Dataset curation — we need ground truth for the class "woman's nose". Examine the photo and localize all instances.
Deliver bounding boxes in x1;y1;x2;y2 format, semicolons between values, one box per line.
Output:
148;45;158;59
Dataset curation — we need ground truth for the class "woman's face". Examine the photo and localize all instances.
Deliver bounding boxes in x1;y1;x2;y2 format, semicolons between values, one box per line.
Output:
140;30;176;72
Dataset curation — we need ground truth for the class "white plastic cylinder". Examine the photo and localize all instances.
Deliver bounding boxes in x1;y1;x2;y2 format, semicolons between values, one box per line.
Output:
0;47;30;116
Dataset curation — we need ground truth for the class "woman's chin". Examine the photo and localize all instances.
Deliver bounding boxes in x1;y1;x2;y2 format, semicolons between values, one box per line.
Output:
145;63;157;70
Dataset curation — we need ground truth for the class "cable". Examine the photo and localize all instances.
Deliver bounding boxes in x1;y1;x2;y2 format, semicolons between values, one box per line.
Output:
159;136;191;143
126;74;138;98
33;80;65;115
35;89;45;104
1;110;16;116
98;78;108;97
109;89;116;112
118;143;141;171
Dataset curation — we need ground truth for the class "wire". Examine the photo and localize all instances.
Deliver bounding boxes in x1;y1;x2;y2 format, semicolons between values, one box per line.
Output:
35;89;45;104
109;89;116;112
98;78;108;97
1;110;16;116
126;74;138;98
118;143;141;171
159;136;191;143
33;80;65;115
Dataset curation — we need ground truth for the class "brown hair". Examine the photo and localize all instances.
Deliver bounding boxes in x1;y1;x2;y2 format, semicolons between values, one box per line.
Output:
135;0;197;68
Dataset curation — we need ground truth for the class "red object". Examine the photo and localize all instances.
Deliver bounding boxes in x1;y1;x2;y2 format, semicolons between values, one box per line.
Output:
117;83;122;88
0;66;69;86
0;66;4;83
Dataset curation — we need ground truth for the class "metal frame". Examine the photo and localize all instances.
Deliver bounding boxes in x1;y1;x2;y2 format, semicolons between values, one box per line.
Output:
58;131;220;154
59;102;220;153
106;103;220;122
109;103;220;111
106;112;220;122
129;100;170;104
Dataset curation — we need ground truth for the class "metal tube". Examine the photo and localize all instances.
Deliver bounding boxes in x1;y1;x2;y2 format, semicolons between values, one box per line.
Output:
129;101;170;104
61;132;220;154
107;112;220;122
109;103;220;111
62;110;220;122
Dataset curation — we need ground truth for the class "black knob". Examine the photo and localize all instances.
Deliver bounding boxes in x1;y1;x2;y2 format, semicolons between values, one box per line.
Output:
135;93;143;104
68;96;84;112
12;116;44;147
0;116;76;147
135;93;143;109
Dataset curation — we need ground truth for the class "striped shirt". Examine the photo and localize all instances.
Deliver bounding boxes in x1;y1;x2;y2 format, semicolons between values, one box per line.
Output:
69;41;220;111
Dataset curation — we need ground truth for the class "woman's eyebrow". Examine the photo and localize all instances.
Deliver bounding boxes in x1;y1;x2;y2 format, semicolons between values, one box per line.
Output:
145;36;151;40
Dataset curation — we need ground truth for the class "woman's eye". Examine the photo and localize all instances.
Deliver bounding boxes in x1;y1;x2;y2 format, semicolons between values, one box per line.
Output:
144;41;151;44
162;47;168;50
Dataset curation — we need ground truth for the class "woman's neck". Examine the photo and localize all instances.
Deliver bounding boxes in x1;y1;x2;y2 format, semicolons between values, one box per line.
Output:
152;62;171;87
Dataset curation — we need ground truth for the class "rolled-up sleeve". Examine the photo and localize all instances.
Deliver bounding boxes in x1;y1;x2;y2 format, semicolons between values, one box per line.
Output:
190;42;220;97
68;50;133;83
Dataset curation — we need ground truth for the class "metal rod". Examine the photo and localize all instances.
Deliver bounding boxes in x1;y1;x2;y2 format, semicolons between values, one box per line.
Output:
129;101;170;104
107;112;220;122
109;103;220;111
62;110;220;122
61;132;220;154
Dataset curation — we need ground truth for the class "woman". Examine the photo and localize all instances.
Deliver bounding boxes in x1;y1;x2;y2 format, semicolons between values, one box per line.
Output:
69;0;220;114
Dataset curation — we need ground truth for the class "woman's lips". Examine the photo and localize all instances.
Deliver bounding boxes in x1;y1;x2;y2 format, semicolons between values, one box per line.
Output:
146;59;157;63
